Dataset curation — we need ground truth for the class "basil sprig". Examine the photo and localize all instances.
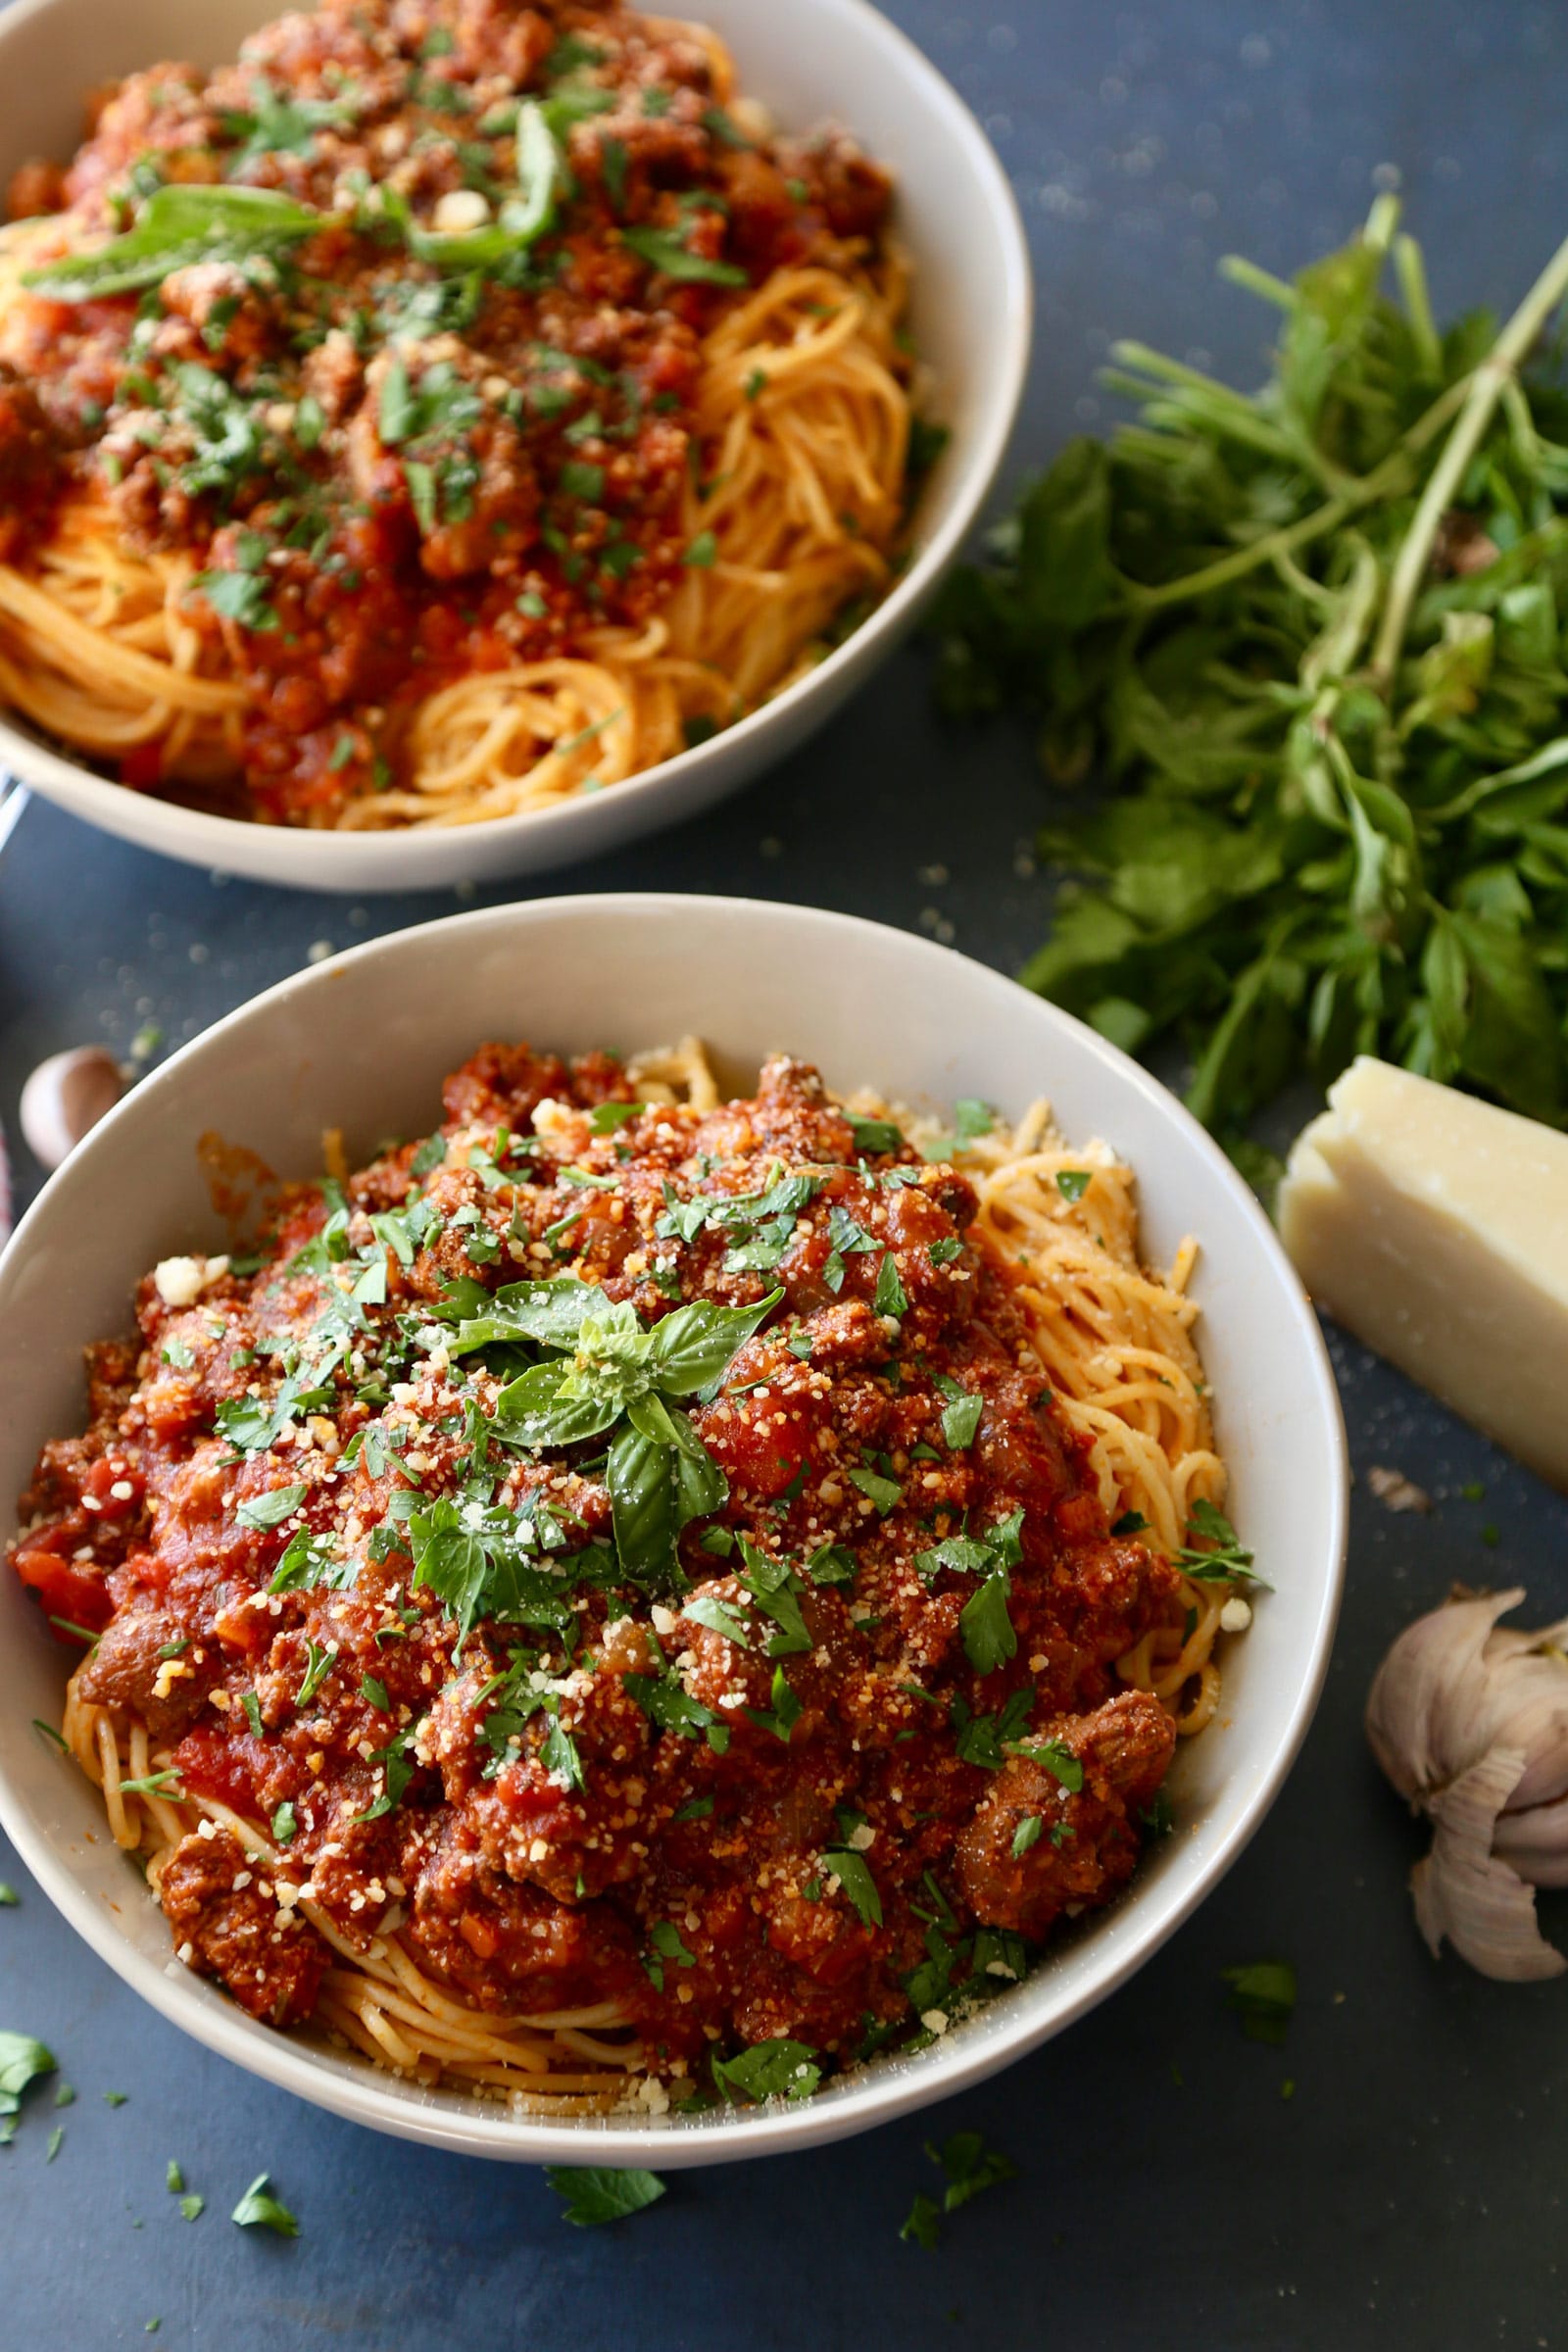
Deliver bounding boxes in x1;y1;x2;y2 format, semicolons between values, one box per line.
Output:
393;98;561;270
446;1279;782;1590
24;103;565;304
23;184;325;299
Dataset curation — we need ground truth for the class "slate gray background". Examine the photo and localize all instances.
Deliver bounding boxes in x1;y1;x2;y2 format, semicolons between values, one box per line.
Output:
5;2;1568;2343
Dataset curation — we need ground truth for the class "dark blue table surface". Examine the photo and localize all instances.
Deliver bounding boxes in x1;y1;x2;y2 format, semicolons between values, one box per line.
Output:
6;3;1568;2343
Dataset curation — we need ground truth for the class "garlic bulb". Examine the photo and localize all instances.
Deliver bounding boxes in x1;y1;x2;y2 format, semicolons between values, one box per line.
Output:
19;1046;122;1171
1367;1589;1568;1981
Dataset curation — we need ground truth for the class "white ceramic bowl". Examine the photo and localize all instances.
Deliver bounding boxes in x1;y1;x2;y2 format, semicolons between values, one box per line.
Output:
0;0;1030;893
0;898;1347;2163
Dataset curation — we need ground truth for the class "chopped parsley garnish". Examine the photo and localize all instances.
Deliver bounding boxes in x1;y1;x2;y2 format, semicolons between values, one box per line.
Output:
1176;1497;1263;1584
873;1252;909;1321
1055;1169;1093;1202
743;1663;802;1742
824;1845;882;1928
847;1465;901;1513
711;2038;822;2103
620;226;747;284
295;1639;335;1707
1224;1960;1297;2045
235;1483;307;1531
900;2132;1017;2249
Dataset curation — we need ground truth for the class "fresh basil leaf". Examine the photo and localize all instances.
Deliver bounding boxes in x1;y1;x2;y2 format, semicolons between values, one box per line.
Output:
451;1276;600;1352
494;1362;622;1448
646;1287;783;1394
1055;1169;1093;1202
405;97;560;270
23;184;324;299
608;1419;679;1589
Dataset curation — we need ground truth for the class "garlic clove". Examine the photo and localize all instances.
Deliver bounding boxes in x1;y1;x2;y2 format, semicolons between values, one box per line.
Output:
19;1046;122;1170
1493;1791;1568;1888
1410;1745;1566;1981
1365;1588;1524;1799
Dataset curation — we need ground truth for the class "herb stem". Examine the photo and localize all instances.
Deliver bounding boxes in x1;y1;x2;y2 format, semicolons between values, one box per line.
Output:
1370;225;1568;689
1393;233;1443;379
1121;372;1471;614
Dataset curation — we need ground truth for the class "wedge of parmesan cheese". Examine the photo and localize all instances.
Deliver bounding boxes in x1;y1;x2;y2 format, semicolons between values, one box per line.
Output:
1279;1056;1568;1491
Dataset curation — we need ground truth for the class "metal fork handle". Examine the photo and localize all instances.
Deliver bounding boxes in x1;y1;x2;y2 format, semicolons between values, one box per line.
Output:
0;775;29;857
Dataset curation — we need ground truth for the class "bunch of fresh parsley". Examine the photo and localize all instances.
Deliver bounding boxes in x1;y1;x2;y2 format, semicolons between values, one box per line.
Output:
937;196;1568;1155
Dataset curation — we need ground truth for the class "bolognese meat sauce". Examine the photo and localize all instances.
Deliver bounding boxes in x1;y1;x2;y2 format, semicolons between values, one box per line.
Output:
0;0;894;822
8;1051;1179;2085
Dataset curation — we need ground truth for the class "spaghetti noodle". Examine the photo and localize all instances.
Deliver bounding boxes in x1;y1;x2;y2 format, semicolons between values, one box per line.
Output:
14;1043;1250;2114
0;1;919;829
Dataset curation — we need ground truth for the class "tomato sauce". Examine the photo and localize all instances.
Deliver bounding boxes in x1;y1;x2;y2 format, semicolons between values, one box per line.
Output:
8;1048;1179;2088
0;0;894;822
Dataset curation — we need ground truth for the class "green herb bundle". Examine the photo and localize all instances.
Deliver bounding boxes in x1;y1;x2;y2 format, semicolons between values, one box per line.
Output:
937;197;1568;1145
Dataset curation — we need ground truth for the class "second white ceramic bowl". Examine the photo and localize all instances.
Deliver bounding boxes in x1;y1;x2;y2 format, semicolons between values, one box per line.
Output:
0;0;1030;891
0;897;1347;2165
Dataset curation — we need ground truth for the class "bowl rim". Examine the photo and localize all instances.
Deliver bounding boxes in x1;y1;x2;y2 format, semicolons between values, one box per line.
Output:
0;895;1348;2165
0;0;1034;877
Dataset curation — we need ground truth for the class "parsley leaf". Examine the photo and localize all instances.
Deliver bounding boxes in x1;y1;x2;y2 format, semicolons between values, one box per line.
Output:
230;2175;299;2235
621;226;746;284
1176;1497;1264;1584
711;2038;822;2103
824;1846;882;1927
0;2031;55;2119
873;1253;909;1320
544;2165;667;2226
235;1484;307;1531
936;201;1568;1135
1224;1959;1297;2045
846;1112;904;1154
